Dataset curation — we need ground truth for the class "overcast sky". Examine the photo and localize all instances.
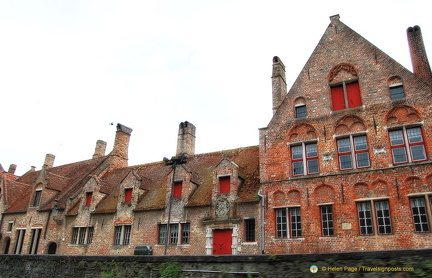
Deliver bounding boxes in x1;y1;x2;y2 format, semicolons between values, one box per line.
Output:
1;0;431;175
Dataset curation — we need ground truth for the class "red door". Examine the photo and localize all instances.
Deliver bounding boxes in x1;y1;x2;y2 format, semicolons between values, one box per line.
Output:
213;229;232;255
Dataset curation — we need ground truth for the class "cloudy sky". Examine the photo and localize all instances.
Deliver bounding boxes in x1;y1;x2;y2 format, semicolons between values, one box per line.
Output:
1;0;431;175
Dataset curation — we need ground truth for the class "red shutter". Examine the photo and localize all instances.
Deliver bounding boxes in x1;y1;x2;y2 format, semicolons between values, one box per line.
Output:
173;181;182;198
346;81;362;108
219;176;230;194
331;85;345;111
124;188;133;203
85;192;93;206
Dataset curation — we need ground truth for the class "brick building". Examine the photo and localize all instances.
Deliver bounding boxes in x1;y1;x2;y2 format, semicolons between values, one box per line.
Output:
1;15;431;255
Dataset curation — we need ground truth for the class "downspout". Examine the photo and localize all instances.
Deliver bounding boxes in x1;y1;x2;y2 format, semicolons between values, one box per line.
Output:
257;189;265;254
164;162;177;255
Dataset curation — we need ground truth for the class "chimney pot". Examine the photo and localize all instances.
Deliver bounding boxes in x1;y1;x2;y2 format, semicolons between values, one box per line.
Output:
176;121;196;156
112;123;133;161
44;154;55;168
8;164;17;174
272;56;287;114
93;140;107;159
407;25;432;85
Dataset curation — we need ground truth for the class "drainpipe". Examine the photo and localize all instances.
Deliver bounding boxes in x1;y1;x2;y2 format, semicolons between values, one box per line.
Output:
257;189;265;254
163;154;187;255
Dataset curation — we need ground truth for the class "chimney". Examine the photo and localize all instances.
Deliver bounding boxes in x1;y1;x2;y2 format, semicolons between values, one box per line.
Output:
93;140;107;159
112;124;133;160
407;25;432;86
272;56;287;114
43;154;55;168
176;121;196;156
8;164;17;174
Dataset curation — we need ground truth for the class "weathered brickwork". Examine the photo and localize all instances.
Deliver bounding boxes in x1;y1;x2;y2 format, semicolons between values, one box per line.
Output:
260;15;432;254
0;15;431;257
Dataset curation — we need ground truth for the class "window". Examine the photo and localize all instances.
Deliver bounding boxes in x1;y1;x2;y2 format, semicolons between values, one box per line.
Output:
7;222;13;232
29;228;42;254
158;223;190;245
245;218;256;242
219;176;230;194
181;223;190;244
275;207;302;238
337;135;370;170
114;225;131;245
291;142;319;176
124;188;133;203
357;200;392;235
14;229;26;254
389;126;427;164
71;227;94;245
173;181;182;198
85;192;93;206
321;205;334;236
33;190;42;207
390;85;405;100
410;196;431;232
295;105;307;118
331;81;362;111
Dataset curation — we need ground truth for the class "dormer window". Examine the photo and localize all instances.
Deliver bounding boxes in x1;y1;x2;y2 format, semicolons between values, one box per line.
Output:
33;190;42;207
219;176;230;194
124;188;133;203
173;181;183;198
85;192;93;206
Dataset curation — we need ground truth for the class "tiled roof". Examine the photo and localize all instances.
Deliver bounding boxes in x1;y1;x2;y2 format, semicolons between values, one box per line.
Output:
91;146;260;213
5;156;108;213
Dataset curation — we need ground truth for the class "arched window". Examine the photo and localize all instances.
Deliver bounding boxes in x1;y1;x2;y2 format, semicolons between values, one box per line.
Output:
328;63;362;111
294;97;307;118
388;76;405;100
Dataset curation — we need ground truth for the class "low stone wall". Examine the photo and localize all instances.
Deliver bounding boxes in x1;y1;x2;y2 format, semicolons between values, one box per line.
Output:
0;249;432;277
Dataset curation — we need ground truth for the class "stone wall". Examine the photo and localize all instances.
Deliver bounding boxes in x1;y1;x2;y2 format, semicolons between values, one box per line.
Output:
1;249;432;278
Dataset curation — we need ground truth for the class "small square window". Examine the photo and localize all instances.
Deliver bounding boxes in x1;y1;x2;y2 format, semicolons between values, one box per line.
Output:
390;85;405;100
295;105;307;118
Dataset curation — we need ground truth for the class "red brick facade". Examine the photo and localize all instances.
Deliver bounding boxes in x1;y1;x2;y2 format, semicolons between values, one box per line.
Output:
1;15;431;255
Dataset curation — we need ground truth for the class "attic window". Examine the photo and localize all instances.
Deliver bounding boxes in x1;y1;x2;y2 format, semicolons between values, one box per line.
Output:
390;85;405;100
219;176;230;194
33;190;42;207
85;192;93;206
330;80;362;111
173;181;183;198
294;97;307;118
124;188;133;203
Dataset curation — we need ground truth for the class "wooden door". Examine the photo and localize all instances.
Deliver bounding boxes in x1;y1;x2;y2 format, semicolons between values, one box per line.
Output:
213;229;232;255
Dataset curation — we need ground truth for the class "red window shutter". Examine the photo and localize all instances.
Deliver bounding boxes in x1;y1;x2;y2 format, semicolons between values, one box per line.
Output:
173;181;182;198
219;176;230;194
346;82;362;108
124;188;133;203
85;192;93;206
331;85;345;111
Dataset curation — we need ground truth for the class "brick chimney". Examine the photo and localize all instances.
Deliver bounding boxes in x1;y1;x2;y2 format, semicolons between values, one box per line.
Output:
43;154;55;168
407;25;432;86
8;164;17;174
272;56;287;114
176;121;196;156
112;124;133;160
93;140;107;159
